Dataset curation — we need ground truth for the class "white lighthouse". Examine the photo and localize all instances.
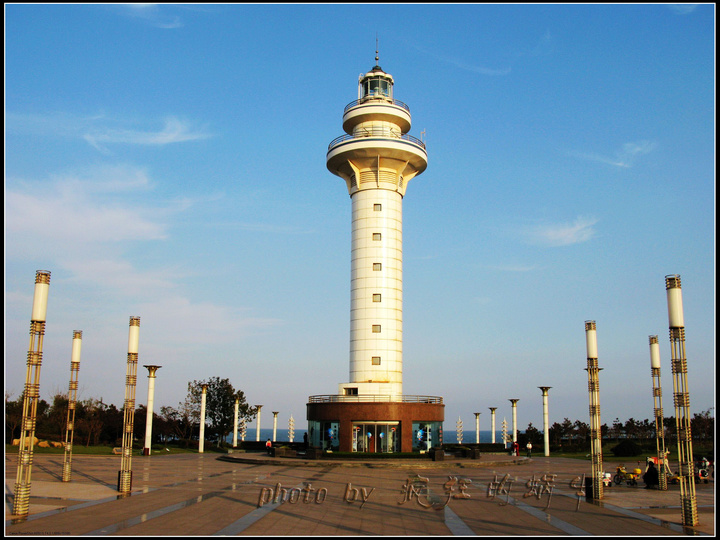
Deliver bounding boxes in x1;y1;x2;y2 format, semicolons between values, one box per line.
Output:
308;52;442;454
326;53;428;398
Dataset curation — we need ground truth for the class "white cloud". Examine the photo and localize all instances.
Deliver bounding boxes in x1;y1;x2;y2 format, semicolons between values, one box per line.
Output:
569;140;657;168
135;296;282;346
524;216;598;247
667;4;698;15
7;112;210;153
116;4;184;29
409;43;511;76
84;117;210;152
6;165;167;258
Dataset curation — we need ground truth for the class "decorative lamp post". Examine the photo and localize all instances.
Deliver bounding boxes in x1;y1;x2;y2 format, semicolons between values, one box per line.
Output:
255;405;263;442
585;320;603;500
509;399;519;443
240;417;247;442
272;412;279;442
649;335;667;490
62;330;83;482
142;365;161;456
489;407;497;444
474;412;481;444
538;387;552;457
198;384;208;453
12;270;51;517
288;415;295;443
233;397;239;448
665;275;697;526
456;416;463;444
118;316;140;493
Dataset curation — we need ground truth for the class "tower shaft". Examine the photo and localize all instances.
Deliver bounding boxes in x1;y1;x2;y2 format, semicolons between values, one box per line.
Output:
327;62;427;399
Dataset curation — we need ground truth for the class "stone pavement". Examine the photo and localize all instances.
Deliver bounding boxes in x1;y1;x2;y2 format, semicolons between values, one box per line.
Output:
5;451;714;536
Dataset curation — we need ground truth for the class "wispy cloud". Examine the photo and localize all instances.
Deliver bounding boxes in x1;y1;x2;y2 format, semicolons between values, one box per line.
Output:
84;117;211;153
666;4;698;15
409;43;511;76
569;140;657;168
6;164;169;260
524;216;599;247
116;4;184;29
7;112;210;153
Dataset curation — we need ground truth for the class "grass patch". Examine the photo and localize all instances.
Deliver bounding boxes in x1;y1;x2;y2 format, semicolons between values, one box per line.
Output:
5;444;202;456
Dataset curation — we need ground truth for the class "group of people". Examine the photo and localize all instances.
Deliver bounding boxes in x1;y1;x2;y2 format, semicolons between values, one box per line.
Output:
509;441;533;457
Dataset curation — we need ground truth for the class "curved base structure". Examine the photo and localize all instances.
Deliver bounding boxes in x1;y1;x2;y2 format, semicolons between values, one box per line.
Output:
306;397;444;453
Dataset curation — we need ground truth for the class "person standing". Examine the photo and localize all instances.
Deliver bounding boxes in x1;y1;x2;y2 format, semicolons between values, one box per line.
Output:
526;442;532;458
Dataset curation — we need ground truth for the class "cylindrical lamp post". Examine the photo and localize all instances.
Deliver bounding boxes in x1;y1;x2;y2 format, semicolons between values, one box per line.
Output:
539;387;551;457
118;316;140;493
649;335;667;490
13;270;51;517
474;412;481;444
233;397;239;448
142;365;161;456
288;415;295;443
489;407;497;444
509;399;519;443
272;412;279;442
198;385;208;453
255;405;263;442
585;320;603;500
62;330;83;482
665;275;698;526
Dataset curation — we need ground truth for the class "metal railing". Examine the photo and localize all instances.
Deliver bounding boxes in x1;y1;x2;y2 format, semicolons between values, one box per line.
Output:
344;97;410;114
328;131;426;151
308;394;443;404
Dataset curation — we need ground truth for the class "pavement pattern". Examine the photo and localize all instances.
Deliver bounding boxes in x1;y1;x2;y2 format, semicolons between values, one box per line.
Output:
4;451;715;536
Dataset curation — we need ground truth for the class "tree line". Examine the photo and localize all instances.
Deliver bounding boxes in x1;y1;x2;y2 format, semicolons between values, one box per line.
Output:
6;376;256;449
519;409;714;452
6;379;713;452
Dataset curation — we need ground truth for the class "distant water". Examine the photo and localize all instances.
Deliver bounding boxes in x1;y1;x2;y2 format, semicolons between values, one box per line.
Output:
225;428;306;443
226;429;506;444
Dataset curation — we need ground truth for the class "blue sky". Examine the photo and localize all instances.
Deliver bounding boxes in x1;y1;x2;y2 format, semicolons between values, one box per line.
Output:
5;4;715;437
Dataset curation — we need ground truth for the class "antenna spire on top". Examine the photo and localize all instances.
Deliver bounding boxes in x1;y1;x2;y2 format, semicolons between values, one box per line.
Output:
375;34;379;65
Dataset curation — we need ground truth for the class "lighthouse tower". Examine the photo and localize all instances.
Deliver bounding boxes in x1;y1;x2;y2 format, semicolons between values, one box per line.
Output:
327;54;428;398
307;53;443;454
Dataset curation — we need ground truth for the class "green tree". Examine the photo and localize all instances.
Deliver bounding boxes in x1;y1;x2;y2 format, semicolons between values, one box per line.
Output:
573;420;590;444
5;392;24;440
691;408;714;443
187;377;256;446
524;422;541;444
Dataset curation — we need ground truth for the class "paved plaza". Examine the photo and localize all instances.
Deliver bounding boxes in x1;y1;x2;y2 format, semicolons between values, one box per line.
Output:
5;451;715;536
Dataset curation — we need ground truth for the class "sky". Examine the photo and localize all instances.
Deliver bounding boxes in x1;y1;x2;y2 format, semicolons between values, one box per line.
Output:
5;4;715;438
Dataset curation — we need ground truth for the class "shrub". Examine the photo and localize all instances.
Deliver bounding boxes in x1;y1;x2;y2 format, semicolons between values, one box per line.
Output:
611;439;643;457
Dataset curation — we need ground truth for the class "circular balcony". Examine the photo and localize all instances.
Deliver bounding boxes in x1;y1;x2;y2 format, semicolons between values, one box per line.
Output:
342;98;412;134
